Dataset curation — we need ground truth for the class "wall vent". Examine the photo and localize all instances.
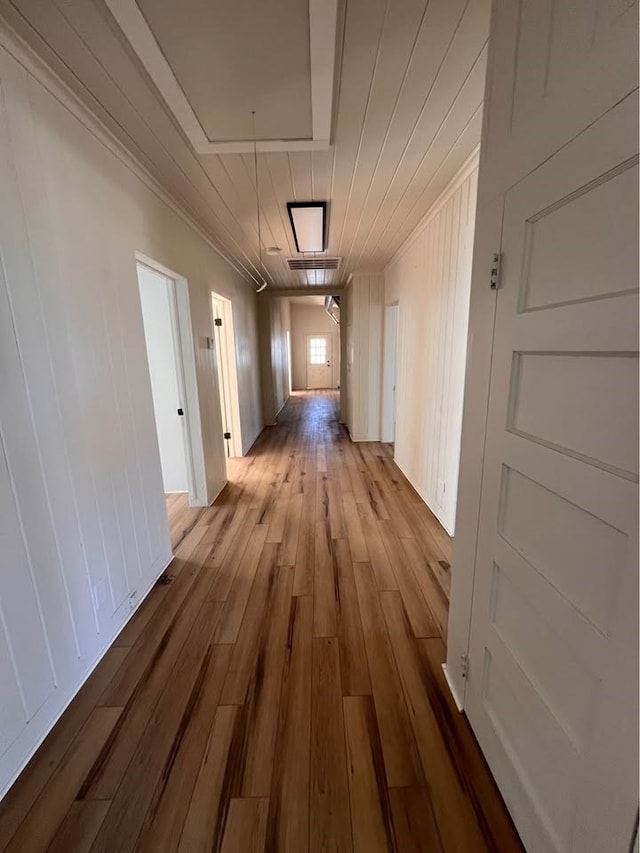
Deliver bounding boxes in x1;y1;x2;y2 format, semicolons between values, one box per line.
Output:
286;257;342;271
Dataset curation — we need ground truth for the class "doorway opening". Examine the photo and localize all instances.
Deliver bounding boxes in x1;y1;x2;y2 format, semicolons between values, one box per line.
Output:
287;294;340;397
381;303;399;445
211;292;243;460
136;255;207;549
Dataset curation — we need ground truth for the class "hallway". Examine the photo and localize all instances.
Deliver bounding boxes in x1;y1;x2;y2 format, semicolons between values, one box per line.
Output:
0;392;522;853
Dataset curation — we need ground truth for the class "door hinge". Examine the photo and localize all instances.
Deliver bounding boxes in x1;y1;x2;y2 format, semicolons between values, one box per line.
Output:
223;431;231;440
460;654;469;679
214;317;222;326
490;252;501;290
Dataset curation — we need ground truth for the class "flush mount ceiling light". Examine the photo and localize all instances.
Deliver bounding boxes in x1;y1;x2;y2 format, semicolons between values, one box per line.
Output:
287;202;327;254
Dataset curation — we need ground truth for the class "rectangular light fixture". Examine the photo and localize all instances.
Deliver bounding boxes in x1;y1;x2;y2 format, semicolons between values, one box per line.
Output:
287;201;327;253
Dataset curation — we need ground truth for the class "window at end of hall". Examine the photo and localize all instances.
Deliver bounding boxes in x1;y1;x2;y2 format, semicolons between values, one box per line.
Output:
309;338;327;364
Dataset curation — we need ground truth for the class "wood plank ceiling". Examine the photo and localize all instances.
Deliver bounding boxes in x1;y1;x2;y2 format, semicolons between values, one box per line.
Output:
0;0;489;291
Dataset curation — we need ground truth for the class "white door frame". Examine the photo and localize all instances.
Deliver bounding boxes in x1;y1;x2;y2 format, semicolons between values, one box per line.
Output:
211;291;243;458
381;303;398;443
136;252;207;507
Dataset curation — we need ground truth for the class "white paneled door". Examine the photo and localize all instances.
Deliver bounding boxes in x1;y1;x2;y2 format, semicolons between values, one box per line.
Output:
306;335;332;388
211;293;243;459
464;72;638;853
138;265;189;494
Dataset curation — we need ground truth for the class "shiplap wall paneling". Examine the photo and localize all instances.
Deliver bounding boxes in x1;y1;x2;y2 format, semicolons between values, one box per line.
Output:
381;304;398;443
0;437;55;737
0;51;113;669
334;0;487;272
385;155;478;534
0;32;262;801
258;297;291;425
273;298;291;414
343;274;384;441
342;286;353;427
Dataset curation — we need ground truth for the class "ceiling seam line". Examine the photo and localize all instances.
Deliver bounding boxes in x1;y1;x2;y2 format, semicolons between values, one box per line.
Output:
335;0;391;257
377;103;482;259
367;46;486;260
350;0;472;269
339;0;433;271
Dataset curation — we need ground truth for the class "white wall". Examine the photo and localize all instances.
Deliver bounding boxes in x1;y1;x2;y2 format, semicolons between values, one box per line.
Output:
384;153;478;534
290;303;340;390
258;296;291;424
343;274;384;441
272;298;291;414
138;266;189;493
0;29;262;800
381;304;398;443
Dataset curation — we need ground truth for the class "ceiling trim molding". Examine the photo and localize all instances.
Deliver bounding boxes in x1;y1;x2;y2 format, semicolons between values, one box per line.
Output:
384;145;481;271
309;0;336;143
104;0;337;154
265;285;345;297
0;21;260;288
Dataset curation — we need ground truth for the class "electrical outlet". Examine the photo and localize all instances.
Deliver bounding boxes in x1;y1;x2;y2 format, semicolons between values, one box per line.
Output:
128;591;138;612
437;479;446;503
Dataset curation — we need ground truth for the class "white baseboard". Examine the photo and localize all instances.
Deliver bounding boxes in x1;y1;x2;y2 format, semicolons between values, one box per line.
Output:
207;479;228;506
0;550;172;801
393;457;454;536
274;395;289;419
442;663;465;712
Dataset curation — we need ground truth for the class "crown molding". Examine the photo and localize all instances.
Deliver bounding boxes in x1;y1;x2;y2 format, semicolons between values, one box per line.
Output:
385;145;481;270
0;19;261;288
104;0;337;154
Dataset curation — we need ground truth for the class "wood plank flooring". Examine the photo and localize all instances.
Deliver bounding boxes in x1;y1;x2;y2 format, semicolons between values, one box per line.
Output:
165;492;204;550
0;391;523;852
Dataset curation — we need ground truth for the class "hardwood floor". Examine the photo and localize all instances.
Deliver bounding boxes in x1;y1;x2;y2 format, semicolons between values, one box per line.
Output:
165;492;204;551
0;391;523;852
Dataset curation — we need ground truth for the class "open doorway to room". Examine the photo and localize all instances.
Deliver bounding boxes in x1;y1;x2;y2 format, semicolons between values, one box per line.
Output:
289;295;341;392
211;291;243;461
136;256;204;550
